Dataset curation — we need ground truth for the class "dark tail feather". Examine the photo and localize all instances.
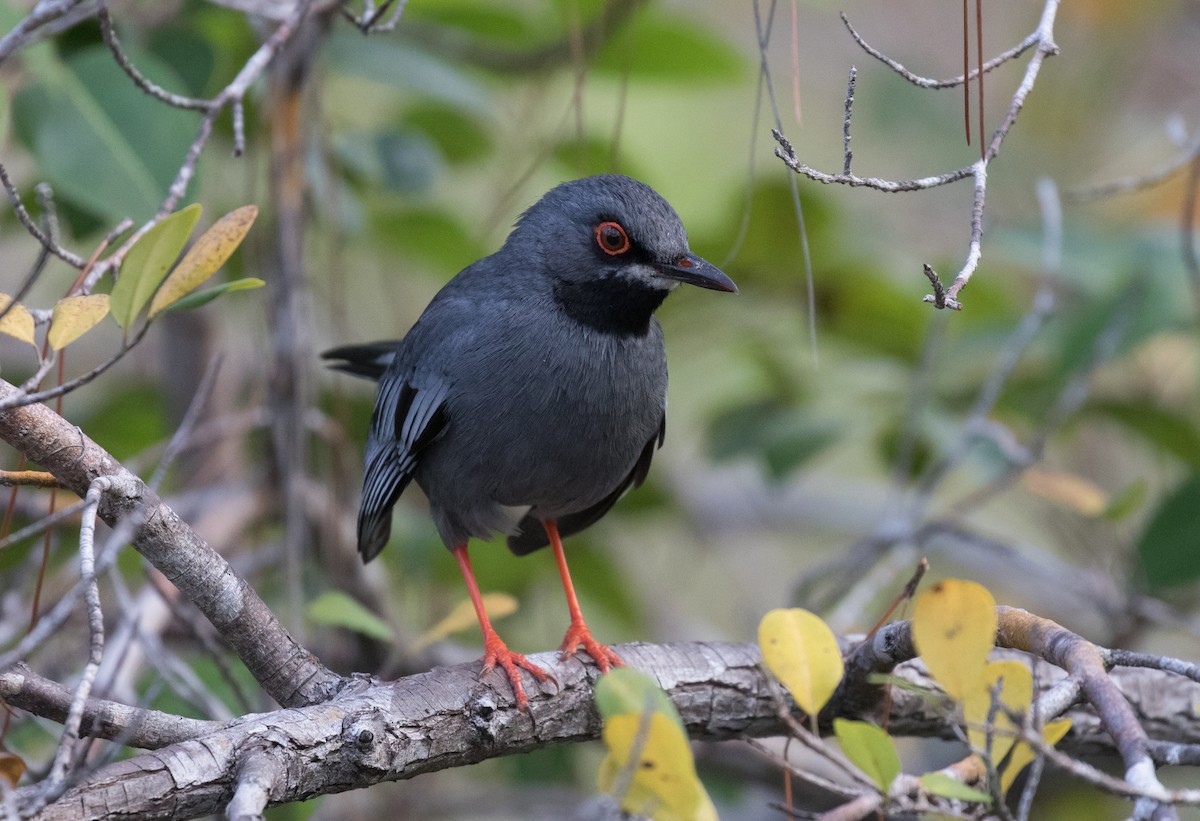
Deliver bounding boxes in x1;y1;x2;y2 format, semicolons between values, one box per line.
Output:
323;341;403;381
358;504;394;563
356;453;413;562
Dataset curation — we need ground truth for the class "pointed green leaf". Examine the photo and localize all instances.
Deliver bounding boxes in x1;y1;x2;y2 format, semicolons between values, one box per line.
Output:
110;204;202;328
47;294;110;350
306;591;393;642
834;718;901;792
161;277;265;313
1137;472;1200;590
149;205;258;317
918;771;993;804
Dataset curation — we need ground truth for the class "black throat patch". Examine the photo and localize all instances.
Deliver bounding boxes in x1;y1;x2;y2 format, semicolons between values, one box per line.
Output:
553;274;669;336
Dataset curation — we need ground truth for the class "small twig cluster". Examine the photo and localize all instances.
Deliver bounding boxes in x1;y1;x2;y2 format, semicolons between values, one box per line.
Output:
773;1;1063;309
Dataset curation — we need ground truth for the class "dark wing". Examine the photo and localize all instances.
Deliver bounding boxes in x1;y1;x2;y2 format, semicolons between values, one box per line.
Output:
506;413;666;556
358;370;449;562
322;341;403;381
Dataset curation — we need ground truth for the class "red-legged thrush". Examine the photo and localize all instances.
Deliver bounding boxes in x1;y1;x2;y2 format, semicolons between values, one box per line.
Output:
325;174;737;709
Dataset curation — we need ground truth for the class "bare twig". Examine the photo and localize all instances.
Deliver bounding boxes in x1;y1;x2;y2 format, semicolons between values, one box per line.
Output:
841;11;1040;90
0;325;150;411
1065;132;1200;202
0;0;97;65
775;1;1062;309
96;4;211;111
0;159;86;270
33;476;127;810
0;471;62;489
842;66;856;175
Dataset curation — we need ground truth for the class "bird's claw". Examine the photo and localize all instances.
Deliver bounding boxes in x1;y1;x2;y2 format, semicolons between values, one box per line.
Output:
481;637;553;711
559;621;624;673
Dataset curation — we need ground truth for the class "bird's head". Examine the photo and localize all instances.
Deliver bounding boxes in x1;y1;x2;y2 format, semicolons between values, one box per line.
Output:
508;175;738;298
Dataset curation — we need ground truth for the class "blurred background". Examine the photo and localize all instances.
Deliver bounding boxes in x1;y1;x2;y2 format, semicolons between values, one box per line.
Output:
2;0;1199;817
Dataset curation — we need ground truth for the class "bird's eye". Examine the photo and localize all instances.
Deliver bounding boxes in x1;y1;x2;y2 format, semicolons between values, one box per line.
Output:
594;221;631;256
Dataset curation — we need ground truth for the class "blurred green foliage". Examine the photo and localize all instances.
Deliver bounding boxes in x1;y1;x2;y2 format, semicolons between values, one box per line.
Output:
3;1;1199;817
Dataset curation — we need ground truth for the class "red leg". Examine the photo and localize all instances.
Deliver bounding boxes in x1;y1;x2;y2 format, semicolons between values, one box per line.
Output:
452;544;551;710
544;519;624;671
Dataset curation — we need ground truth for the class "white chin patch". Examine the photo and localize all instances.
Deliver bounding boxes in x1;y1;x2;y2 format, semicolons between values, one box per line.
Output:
624;263;677;290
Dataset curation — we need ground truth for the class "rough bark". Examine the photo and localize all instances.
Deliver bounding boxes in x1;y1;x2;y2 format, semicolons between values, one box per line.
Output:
14;640;1198;820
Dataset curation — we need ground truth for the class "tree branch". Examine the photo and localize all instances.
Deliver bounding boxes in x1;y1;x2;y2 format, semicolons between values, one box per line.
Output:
15;639;1198;820
0;377;343;708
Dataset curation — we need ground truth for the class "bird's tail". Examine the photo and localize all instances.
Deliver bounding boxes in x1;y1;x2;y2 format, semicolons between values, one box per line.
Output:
357;504;393;563
322;341;402;381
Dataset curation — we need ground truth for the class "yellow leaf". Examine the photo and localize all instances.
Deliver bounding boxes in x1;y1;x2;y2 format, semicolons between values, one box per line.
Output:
912;579;997;701
0;294;37;348
1021;467;1108;516
964;660;1032;766
415;592;517;649
999;718;1071;795
758;608;844;715
149;205;258;318
599;712;718;821
0;751;25;787
47;294;110;350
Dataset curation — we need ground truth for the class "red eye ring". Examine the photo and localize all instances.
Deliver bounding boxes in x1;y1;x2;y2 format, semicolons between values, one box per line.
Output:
595;221;631;255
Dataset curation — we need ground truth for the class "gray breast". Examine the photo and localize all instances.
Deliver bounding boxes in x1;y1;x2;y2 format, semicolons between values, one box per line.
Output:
413;306;667;547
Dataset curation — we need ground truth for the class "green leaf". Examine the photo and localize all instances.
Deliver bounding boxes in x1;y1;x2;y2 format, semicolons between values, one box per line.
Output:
149;205;258;317
918;771;993;804
161;277;265;313
593;8;745;83
594;668;684;733
326;30;491;114
709;400;839;482
110;205;202;329
1136;472;1200;590
12;46;195;223
1087;399;1200;468
307;591;393;642
834;719;901;792
1104;478;1148;522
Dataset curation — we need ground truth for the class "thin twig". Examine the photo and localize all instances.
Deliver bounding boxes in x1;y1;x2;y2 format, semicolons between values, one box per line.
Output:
97;4;211;111
0;159;86;270
0;324;151;411
842;66;855;175
841;11;1040;90
776;2;1062;309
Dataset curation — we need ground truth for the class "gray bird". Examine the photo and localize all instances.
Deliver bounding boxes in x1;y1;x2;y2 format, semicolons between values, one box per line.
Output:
325;174;736;708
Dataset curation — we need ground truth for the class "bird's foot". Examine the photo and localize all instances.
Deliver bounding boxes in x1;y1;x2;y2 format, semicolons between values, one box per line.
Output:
559;620;624;672
480;631;553;711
